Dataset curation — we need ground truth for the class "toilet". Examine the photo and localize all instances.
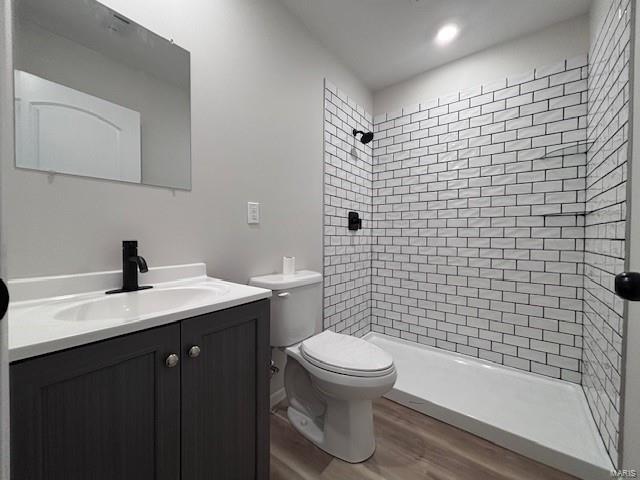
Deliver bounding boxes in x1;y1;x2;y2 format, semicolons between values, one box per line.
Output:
249;270;396;463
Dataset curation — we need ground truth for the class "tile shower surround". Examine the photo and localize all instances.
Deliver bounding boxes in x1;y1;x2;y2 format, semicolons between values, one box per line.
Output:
369;57;588;385
325;49;587;372
324;54;590;378
323;80;373;337
582;0;631;465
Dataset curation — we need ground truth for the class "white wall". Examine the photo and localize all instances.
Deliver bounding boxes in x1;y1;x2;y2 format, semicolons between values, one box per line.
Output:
373;15;589;115
2;0;372;282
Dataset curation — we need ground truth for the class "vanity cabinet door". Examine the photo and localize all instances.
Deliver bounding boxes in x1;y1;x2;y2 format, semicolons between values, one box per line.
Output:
10;324;181;480
181;299;270;480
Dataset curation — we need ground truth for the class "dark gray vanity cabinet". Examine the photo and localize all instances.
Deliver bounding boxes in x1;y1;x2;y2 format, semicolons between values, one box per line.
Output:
10;299;270;480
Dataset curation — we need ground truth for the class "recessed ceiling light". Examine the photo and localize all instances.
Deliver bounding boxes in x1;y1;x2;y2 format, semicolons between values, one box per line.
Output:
435;23;459;46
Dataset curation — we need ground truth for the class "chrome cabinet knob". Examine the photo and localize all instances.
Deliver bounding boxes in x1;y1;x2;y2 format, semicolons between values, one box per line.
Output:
165;353;179;368
188;345;201;358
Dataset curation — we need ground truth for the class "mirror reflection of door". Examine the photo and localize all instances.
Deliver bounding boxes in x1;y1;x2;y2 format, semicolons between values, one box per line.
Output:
15;70;141;183
13;0;191;190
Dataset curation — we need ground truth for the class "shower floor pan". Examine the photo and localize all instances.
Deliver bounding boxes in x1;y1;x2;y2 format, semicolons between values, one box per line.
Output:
364;332;613;480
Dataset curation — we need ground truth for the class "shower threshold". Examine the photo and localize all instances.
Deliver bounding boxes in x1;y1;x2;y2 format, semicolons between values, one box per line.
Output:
364;332;613;480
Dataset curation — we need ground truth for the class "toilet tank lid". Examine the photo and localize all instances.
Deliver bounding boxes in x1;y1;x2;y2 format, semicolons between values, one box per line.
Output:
249;270;322;290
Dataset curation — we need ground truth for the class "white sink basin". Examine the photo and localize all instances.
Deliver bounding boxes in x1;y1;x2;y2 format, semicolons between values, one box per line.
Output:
8;264;273;362
54;285;230;322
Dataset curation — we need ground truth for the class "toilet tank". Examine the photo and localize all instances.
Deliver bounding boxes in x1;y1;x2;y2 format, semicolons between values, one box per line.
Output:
249;270;322;347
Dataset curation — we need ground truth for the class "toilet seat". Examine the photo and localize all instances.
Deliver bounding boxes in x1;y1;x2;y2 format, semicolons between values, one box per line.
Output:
300;330;394;378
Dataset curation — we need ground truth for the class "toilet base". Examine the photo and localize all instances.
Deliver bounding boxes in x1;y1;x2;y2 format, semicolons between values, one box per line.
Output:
283;340;396;464
287;398;376;464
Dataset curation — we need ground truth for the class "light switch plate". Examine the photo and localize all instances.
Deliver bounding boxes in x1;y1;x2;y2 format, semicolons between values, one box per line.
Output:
247;202;260;224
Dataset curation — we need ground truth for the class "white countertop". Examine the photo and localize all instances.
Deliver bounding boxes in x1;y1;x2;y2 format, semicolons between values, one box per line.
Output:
8;264;272;362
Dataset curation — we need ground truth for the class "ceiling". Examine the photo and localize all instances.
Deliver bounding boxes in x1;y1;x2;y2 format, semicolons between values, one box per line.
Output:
278;0;592;91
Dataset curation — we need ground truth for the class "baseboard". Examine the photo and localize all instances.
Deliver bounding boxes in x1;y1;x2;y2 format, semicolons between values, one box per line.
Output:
270;387;286;409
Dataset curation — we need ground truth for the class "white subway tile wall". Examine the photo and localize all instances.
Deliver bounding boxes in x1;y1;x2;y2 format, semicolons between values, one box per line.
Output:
323;80;373;336
370;57;589;384
583;0;631;465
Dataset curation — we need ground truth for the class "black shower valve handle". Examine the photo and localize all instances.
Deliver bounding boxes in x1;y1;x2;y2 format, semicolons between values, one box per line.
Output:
348;211;362;231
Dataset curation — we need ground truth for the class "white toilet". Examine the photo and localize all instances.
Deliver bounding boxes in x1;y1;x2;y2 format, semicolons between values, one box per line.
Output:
249;270;396;463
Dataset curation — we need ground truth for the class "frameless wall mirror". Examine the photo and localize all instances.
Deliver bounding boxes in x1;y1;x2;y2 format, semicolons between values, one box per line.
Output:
13;0;191;190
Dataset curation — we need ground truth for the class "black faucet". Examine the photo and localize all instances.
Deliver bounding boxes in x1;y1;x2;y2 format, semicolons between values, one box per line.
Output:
106;241;153;294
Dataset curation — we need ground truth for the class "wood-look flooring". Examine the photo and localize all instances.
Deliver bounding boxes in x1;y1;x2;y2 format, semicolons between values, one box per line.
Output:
270;398;577;480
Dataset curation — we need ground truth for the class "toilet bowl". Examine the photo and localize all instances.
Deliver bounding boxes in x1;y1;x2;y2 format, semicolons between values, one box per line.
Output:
249;271;397;463
284;330;396;463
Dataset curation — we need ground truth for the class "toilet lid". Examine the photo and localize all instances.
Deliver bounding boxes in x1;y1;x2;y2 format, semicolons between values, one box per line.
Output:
300;330;394;376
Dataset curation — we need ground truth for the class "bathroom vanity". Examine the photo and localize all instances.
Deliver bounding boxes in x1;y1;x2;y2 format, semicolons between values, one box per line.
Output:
8;264;271;480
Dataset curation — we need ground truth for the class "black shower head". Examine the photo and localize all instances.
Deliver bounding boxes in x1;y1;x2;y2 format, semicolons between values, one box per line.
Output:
353;129;374;145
